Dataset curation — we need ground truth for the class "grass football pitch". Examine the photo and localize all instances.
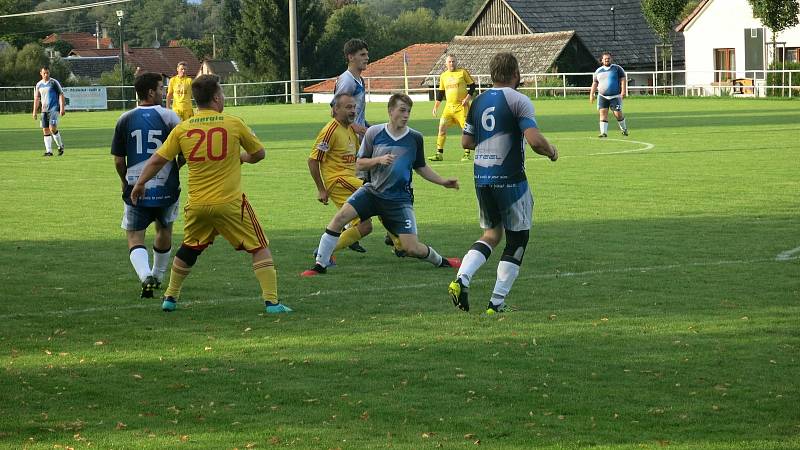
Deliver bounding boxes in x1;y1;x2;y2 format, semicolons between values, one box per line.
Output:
0;97;798;449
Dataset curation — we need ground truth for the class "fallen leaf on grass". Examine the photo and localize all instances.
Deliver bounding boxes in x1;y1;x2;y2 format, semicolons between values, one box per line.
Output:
115;422;126;430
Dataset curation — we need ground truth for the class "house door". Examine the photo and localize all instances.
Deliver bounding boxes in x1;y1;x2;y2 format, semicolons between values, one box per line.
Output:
744;28;765;79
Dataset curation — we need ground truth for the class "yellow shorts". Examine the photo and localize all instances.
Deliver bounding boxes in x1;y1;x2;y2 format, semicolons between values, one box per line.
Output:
182;194;269;253
439;105;468;129
174;108;194;122
326;175;363;208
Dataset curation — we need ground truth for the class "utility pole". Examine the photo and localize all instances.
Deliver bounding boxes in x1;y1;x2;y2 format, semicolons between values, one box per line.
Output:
95;21;100;49
288;0;299;104
212;34;217;59
117;10;125;108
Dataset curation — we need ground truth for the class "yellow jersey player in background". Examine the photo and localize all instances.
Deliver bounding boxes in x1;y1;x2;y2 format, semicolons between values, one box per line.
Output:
429;55;476;162
131;74;292;314
166;62;194;121
308;93;373;261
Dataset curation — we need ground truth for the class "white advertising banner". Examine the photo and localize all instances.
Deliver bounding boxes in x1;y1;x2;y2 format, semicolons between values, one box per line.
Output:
64;86;108;110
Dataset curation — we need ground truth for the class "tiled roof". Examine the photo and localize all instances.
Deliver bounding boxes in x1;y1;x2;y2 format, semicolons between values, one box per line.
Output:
426;32;582;84
469;0;684;69
675;0;711;32
64;56;119;80
304;43;448;93
69;47;200;77
42;32;113;50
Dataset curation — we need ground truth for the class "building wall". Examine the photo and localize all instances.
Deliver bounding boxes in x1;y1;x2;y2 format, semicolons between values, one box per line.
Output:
683;0;800;91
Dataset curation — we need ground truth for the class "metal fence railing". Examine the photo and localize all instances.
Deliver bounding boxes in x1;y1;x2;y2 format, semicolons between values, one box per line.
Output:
2;69;798;113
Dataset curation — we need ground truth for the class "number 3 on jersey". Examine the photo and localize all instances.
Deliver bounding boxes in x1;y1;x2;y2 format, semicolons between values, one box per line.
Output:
187;127;228;162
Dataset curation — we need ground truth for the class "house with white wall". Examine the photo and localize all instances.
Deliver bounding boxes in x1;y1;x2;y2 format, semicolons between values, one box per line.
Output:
676;0;800;95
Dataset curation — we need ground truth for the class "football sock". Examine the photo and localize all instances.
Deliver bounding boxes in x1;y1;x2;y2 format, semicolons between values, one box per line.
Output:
421;245;443;266
436;132;446;150
52;132;63;148
163;263;191;299
457;240;493;287
334;226;362;251
491;260;520;305
316;229;340;268
43;135;53;153
129;245;151;282
618;118;627;131
388;232;403;251
253;258;278;303
152;245;172;282
600;121;609;135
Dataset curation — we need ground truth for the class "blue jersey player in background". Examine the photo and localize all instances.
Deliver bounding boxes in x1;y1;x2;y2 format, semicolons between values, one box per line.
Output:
449;52;558;314
302;93;462;277
32;67;66;156
589;52;629;138
111;72;182;299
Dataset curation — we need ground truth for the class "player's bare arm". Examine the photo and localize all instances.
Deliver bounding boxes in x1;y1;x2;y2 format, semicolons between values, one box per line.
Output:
524;128;558;161
240;148;265;164
462;133;476;150
307;158;329;205
589;81;598;102
432;100;441;117
620;77;627;99
355;153;394;171
351;123;367;135
415;165;459;190
130;153;170;205
32;92;39;118
114;156;128;191
59;93;66;116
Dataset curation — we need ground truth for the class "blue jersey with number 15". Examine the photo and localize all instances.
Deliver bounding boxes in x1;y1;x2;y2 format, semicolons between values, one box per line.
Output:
111;105;181;207
463;87;538;186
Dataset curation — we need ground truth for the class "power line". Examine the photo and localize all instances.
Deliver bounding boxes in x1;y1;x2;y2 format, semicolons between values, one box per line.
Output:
0;0;133;19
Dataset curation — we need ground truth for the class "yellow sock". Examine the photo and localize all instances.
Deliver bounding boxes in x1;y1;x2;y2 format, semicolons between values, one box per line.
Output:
334;226;362;251
436;133;446;150
389;232;403;251
164;264;191;298
253;259;278;303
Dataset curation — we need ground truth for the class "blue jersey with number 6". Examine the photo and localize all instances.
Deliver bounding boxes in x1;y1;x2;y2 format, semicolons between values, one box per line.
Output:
463;87;538;186
111;105;181;207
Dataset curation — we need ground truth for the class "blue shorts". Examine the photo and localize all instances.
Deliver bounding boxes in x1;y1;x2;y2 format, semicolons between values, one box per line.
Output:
475;182;533;232
597;96;622;111
40;111;59;129
347;188;417;235
121;201;179;231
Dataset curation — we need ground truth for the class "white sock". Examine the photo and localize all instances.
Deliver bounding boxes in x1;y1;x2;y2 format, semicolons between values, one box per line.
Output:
52;132;63;148
456;241;492;287
316;230;339;268
618;119;627;131
43;135;53;153
152;246;172;282
422;245;443;267
600;121;609;135
491;260;520;305
129;246;152;282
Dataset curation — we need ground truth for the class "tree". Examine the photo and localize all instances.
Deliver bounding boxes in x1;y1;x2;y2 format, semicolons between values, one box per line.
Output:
233;0;325;80
0;0;47;47
313;5;375;77
51;40;74;57
748;0;800;62
642;0;688;86
178;38;213;60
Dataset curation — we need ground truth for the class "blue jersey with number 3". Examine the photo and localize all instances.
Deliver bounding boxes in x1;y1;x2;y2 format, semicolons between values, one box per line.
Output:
111;105;181;207
463;87;538;186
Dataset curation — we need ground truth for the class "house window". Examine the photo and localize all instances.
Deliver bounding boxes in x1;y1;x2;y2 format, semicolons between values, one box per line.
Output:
714;48;735;82
776;47;799;63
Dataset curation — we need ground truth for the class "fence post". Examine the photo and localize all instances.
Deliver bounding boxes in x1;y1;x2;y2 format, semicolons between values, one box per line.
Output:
790;71;793;98
477;76;482;94
285;81;289;103
562;74;567;97
233;84;238;106
534;75;538;98
652;72;656;96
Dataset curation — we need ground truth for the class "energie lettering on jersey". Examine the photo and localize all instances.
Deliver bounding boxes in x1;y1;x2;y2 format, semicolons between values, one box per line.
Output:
309;118;359;185
156;110;263;205
439;69;474;106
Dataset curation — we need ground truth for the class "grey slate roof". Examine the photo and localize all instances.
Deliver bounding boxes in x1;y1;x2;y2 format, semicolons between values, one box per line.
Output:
65;56;119;80
427;32;585;83
473;0;684;69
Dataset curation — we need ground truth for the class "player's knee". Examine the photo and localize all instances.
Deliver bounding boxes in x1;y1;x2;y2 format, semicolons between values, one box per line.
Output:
176;244;203;267
502;229;529;265
358;220;373;236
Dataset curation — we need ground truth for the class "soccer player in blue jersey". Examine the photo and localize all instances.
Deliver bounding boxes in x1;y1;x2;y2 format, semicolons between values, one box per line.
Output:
301;93;462;277
448;52;558;314
589;52;629;137
333;38;371;253
111;72;182;298
32;67;66;156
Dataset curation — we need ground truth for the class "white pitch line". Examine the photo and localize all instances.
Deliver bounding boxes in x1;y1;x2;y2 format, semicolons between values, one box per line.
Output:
1;255;795;320
776;246;800;261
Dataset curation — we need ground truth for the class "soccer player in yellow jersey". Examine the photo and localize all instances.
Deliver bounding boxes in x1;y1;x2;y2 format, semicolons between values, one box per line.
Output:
308;93;373;258
130;74;292;314
430;55;476;162
166;62;194;121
